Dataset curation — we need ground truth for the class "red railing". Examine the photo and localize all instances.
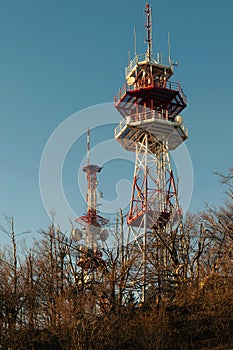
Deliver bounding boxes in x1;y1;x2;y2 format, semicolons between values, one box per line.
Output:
114;79;187;105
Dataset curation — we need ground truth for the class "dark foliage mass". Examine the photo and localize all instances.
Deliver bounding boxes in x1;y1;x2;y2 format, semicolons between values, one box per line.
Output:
0;169;232;350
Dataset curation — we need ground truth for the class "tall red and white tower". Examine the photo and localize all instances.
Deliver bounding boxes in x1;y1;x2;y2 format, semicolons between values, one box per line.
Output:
73;129;109;268
115;4;188;301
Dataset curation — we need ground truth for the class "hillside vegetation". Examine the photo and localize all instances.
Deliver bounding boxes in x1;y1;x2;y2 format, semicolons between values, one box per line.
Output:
0;169;232;350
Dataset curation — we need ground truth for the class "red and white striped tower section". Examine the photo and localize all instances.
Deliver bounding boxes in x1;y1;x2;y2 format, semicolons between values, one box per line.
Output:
73;129;109;274
114;3;188;302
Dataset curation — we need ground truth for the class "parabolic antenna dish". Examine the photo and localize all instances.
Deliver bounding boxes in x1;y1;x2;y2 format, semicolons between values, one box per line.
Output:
71;228;83;241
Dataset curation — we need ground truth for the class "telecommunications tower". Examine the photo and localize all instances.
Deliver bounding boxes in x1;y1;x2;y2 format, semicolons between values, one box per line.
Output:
114;3;188;301
72;129;109;274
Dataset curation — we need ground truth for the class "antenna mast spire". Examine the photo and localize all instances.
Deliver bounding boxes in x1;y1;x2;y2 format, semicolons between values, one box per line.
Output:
168;31;172;64
145;3;153;61
87;128;90;166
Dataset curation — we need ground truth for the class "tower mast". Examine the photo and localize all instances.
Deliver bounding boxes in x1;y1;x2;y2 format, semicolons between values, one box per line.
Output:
114;3;188;302
74;129;108;252
145;3;153;62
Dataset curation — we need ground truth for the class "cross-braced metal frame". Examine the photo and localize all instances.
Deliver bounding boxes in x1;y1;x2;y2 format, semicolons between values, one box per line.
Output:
114;3;188;303
125;132;182;301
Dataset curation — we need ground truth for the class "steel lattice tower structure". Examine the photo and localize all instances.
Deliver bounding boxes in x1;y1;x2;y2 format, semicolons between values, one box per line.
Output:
114;3;188;302
73;130;109;275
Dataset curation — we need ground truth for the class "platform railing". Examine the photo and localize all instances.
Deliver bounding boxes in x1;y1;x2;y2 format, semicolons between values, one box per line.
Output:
125;53;170;78
125;54;148;78
180;124;189;138
114;118;127;138
128;110;165;123
114;110;188;139
114;79;187;106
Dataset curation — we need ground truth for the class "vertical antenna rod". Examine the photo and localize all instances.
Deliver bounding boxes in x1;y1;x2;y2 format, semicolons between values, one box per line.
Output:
145;3;152;61
168;32;171;64
87;128;90;166
134;27;137;56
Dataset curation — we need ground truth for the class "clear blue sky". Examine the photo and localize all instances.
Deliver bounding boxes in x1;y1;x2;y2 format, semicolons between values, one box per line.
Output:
0;0;232;245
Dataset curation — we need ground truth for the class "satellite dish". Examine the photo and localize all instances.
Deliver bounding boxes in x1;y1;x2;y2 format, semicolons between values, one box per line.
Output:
127;76;135;86
71;228;83;241
100;229;109;242
175;115;182;124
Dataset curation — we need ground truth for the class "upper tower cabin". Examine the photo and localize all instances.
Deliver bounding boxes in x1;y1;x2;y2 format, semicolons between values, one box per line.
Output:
114;3;188;152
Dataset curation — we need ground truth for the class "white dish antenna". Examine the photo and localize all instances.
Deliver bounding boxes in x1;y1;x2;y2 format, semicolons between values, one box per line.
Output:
127;76;135;86
71;228;83;241
100;229;109;242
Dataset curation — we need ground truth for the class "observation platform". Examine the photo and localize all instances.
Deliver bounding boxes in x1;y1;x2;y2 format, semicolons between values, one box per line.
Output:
114;111;188;152
128;208;181;229
115;53;187;119
75;214;109;227
128;209;169;228
115;80;187;119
